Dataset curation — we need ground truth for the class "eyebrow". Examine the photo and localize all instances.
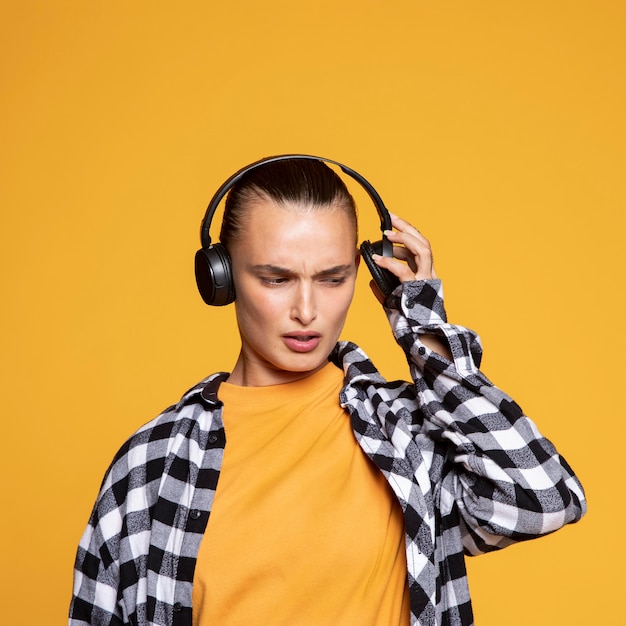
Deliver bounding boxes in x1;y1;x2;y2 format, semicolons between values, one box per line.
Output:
252;264;354;277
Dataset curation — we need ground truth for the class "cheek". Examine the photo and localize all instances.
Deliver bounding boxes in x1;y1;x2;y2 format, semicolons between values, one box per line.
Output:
236;289;285;327
326;289;355;324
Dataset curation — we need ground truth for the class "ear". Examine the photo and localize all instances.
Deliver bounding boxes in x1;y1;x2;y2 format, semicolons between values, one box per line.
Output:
354;249;361;270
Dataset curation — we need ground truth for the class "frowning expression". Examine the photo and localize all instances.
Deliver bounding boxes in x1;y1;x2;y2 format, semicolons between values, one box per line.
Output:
227;200;359;387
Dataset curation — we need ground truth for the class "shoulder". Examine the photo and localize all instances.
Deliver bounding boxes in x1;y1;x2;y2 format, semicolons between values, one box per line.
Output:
331;341;414;404
104;372;228;484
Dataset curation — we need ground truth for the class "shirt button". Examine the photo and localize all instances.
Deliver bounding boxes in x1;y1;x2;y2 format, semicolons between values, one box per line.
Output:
418;346;426;356
189;509;202;520
208;433;218;444
173;602;183;613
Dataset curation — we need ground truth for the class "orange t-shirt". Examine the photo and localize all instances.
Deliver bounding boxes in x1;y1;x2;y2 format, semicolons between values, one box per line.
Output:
192;362;410;625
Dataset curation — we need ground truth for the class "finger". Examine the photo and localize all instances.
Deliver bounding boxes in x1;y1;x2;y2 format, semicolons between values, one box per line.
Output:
385;230;434;277
375;241;437;281
391;245;417;272
389;213;430;246
385;229;431;258
372;252;419;283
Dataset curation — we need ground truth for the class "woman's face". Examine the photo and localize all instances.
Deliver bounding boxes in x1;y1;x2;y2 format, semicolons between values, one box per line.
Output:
227;200;359;387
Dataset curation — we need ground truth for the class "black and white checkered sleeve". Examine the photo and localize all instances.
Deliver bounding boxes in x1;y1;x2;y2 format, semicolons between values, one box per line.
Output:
69;421;168;625
385;280;587;554
69;456;128;625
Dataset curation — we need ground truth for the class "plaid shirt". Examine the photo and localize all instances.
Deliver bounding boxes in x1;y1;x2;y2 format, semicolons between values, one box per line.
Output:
70;280;586;626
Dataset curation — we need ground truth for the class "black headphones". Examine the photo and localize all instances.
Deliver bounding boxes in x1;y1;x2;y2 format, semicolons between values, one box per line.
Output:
194;154;400;306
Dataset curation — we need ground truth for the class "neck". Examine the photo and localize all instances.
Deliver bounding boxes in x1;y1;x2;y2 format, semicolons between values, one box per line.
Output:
227;352;328;387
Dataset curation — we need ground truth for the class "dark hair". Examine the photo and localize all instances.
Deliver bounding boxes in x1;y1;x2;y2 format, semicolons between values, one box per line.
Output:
219;158;358;250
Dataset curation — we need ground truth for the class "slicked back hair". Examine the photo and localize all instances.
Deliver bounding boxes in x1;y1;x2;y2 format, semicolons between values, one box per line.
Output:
219;158;358;250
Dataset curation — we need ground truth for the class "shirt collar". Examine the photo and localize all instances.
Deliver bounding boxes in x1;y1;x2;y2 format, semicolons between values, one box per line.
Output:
184;341;383;411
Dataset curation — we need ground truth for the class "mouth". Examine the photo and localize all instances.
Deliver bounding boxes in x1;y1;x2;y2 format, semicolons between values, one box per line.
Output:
282;332;322;353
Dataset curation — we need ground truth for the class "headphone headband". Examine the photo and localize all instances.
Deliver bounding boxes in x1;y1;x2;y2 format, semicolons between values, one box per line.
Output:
199;154;392;252
194;154;399;305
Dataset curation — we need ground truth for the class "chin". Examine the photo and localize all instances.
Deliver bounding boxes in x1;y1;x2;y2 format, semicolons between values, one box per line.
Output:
276;353;328;375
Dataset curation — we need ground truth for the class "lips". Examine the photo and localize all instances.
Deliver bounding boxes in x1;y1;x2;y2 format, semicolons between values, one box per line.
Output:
282;331;321;353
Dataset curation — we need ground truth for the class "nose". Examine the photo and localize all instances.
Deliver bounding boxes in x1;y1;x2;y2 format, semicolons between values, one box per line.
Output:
290;281;317;325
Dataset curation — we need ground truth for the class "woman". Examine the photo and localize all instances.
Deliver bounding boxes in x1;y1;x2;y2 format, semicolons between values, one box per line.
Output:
70;157;586;626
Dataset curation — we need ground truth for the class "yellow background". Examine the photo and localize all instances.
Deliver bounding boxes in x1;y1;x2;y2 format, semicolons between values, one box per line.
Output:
1;1;624;624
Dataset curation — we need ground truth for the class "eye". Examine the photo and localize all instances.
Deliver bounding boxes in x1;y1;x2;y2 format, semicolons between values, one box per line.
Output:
321;276;347;286
261;277;289;286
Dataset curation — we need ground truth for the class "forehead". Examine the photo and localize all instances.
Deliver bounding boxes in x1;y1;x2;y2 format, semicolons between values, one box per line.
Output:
234;200;357;262
246;199;355;239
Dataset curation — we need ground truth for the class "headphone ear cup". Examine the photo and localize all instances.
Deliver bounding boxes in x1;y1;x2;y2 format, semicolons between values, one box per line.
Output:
360;240;400;298
194;244;236;306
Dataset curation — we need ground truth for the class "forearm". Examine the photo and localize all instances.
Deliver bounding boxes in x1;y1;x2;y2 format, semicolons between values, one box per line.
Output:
385;280;586;546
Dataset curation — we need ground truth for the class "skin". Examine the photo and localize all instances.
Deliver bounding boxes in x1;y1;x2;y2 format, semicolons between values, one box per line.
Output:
372;213;452;360
227;201;450;387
